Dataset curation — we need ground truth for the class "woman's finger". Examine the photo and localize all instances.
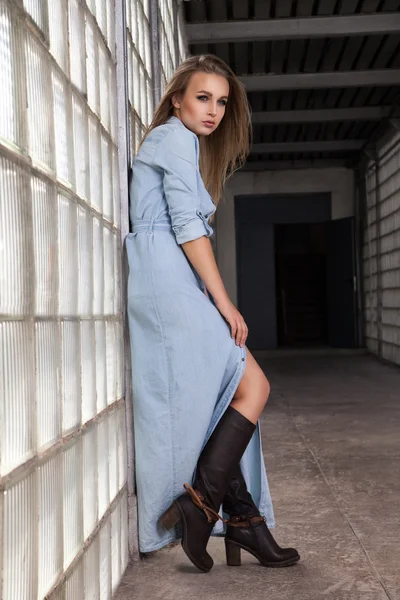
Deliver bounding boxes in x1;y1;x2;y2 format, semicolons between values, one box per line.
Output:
241;322;247;347
236;320;244;346
230;320;238;340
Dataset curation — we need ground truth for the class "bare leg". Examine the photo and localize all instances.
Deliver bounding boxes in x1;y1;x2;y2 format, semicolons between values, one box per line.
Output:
230;348;270;425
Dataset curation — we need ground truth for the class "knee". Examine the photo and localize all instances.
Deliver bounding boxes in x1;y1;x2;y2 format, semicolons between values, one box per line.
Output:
261;375;270;406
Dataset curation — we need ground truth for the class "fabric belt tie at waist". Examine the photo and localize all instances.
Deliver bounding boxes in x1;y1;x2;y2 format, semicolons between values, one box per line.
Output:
132;219;173;233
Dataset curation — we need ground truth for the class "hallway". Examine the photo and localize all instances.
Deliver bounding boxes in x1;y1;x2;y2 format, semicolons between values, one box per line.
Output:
115;354;400;600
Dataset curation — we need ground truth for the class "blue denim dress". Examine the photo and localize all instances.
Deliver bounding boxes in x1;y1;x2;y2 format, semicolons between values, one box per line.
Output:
126;115;275;553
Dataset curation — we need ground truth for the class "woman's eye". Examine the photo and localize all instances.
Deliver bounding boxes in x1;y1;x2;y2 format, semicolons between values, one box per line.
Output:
218;100;227;106
197;95;208;101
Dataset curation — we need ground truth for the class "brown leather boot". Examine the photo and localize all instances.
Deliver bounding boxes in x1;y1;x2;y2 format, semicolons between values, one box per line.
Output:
223;466;300;567
159;407;256;572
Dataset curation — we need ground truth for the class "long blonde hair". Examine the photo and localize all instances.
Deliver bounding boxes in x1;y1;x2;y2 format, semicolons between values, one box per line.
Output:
140;54;251;206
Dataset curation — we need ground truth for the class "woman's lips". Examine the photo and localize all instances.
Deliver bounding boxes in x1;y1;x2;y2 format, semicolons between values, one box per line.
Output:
203;121;215;128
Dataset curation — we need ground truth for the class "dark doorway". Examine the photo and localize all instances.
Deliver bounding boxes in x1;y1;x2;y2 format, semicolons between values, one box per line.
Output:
275;222;328;347
236;195;358;350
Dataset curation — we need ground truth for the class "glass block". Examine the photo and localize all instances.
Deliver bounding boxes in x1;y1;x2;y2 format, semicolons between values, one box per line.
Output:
86;17;99;114
143;0;150;21
109;67;117;142
120;491;129;572
115;320;124;401
97;418;109;519
125;0;131;33
63;440;83;568
81;321;96;423
36;321;61;449
95;320;107;412
144;21;151;75
103;227;114;315
95;0;107;38
48;0;68;72
106;320;116;405
112;149;120;230
99;44;110;131
31;176;58;316
66;561;84;600
83;427;98;540
127;39;133;105
93;217;104;315
111;504;121;594
58;194;78;316
84;536;100;600
117;404;127;490
106;0;115;57
61;320;81;433
0;3;16;144
0;157;33;316
99;519;111;600
69;0;86;92
146;78;153;127
108;410;118;501
23;0;47;32
2;472;36;600
72;94;89;200
77;206;93;316
140;66;147;124
89;116;102;212
25;32;53;169
53;68;72;184
0;321;34;475
131;0;139;44
101;134;113;221
86;0;96;17
132;50;140;116
113;233;122;315
38;455;63;597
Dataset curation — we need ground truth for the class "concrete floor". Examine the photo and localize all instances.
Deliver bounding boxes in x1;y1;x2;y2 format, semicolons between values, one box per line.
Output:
115;353;400;600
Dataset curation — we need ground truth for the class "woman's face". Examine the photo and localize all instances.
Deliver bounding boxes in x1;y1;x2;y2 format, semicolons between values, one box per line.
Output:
172;71;229;136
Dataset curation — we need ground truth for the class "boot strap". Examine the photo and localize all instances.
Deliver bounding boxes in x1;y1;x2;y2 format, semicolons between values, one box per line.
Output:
183;483;227;524
227;515;265;528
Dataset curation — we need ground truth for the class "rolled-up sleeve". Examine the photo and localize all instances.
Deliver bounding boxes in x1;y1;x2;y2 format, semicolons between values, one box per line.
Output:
151;127;214;245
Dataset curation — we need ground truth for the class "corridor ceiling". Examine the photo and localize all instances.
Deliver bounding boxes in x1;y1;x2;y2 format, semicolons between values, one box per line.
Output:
183;0;400;169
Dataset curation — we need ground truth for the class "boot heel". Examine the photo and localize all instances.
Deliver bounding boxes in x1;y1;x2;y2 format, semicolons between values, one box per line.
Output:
225;540;241;566
159;503;180;530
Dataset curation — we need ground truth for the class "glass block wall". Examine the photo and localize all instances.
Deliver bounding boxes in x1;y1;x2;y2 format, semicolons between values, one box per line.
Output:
0;0;187;597
126;0;153;155
158;0;187;92
363;130;400;366
0;0;127;598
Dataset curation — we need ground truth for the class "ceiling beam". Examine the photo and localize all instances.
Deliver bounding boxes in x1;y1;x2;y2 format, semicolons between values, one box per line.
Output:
186;14;400;44
240;70;400;92
252;106;390;124
250;140;366;154
242;158;349;171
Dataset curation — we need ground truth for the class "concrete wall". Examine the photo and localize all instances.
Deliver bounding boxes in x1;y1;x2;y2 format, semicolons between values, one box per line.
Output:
216;167;355;306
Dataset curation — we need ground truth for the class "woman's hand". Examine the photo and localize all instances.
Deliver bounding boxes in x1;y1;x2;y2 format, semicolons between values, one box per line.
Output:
215;298;248;348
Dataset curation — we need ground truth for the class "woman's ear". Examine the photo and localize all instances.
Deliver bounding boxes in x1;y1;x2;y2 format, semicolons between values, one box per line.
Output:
171;93;181;109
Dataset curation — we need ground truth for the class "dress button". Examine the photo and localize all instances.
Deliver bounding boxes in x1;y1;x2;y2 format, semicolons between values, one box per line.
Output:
242;357;245;362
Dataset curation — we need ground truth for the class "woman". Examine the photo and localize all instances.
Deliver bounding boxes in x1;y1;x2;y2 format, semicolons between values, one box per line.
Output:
126;54;299;572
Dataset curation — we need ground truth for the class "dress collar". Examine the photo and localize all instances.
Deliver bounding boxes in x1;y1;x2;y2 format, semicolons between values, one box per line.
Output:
167;115;184;126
